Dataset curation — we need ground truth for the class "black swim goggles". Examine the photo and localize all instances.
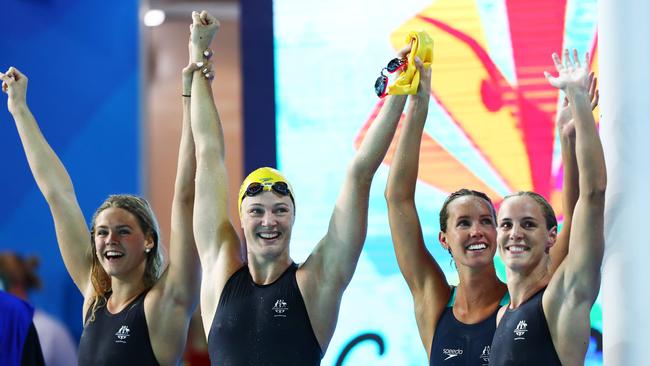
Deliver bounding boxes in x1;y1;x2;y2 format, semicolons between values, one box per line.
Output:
374;57;406;98
244;181;291;198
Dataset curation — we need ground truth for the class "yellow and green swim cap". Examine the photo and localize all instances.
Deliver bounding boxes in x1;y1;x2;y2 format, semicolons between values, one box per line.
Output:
238;167;295;213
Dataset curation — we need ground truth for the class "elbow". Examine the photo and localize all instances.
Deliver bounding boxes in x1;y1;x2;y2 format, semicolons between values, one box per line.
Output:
384;181;413;206
42;185;76;206
347;160;374;188
583;179;607;204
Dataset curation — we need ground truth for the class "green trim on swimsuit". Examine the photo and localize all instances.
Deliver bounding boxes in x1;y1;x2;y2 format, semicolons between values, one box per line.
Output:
446;286;510;307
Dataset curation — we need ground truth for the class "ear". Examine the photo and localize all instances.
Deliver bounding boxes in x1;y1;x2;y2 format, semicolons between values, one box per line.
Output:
144;233;155;252
545;226;558;253
438;231;449;251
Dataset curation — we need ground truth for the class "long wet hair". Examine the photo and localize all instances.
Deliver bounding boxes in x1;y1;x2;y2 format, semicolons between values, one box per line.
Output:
87;194;164;322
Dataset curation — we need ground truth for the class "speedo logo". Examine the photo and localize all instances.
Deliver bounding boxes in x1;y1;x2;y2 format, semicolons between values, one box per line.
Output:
442;348;463;361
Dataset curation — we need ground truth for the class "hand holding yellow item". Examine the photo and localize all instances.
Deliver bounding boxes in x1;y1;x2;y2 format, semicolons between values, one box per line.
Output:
387;31;434;95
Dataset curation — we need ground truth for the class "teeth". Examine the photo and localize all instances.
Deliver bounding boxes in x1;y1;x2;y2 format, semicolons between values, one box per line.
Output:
105;251;124;258
508;246;526;253
467;244;487;251
259;232;279;239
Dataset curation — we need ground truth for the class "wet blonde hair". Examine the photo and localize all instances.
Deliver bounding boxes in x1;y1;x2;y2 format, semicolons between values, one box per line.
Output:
87;194;164;322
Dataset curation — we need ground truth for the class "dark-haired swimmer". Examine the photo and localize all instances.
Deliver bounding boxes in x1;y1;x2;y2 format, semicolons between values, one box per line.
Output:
384;47;597;365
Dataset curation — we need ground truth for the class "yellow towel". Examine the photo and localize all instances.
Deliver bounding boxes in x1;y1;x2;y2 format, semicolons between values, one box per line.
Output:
387;31;434;95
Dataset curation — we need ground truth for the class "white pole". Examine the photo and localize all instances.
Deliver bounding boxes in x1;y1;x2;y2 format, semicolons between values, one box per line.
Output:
599;0;650;364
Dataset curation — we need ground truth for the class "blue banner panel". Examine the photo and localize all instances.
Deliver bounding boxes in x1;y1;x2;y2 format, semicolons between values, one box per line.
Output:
0;0;140;339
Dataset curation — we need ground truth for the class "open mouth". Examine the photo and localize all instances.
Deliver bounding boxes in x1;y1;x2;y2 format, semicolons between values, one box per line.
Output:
257;232;280;240
104;250;125;261
466;243;487;251
505;245;529;253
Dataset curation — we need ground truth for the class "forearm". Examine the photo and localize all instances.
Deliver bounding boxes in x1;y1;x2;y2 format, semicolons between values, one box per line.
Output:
350;95;407;182
190;71;224;159
10;103;76;201
173;98;197;203
550;133;578;272
168;97;200;305
385;93;429;202
566;87;607;196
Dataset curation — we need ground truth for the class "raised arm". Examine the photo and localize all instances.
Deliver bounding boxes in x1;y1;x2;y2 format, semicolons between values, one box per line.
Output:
548;69;599;274
188;11;243;334
1;68;91;295
544;49;607;363
145;60;205;364
384;58;447;352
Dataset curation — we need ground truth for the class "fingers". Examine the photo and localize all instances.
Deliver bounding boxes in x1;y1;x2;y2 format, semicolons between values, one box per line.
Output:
1;68;17;93
183;61;204;75
396;42;413;59
191;11;201;25
203;48;213;60
572;49;580;68
414;56;423;72
588;72;597;97
543;70;554;82
589;75;599;110
563;49;571;68
551;53;563;71
591;90;599;110
201;62;215;80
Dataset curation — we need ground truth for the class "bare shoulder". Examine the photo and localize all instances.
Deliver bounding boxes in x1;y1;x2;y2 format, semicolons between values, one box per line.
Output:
496;304;508;325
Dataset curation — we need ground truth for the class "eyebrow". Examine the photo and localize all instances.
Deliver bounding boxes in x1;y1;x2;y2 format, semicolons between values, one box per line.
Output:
96;224;133;229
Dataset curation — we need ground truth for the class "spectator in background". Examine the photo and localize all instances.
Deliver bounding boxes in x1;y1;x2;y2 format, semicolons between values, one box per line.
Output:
0;288;45;366
0;252;78;366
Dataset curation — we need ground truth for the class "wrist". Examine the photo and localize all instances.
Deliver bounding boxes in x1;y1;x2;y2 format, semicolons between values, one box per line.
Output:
564;85;588;99
8;100;28;115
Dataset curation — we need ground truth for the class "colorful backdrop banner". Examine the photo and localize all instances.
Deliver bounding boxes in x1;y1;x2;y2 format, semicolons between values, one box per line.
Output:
273;0;601;364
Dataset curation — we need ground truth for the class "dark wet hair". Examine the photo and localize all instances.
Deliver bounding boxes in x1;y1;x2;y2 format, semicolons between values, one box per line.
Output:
87;194;164;322
439;189;497;232
502;191;557;230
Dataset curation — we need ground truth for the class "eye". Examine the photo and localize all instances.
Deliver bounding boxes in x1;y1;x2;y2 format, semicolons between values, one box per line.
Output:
481;218;494;226
96;229;108;236
275;207;289;215
248;208;263;216
523;220;536;229
119;228;131;235
457;219;470;227
499;221;512;229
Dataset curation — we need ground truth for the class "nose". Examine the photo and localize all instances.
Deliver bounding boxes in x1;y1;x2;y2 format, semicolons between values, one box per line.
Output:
261;212;277;226
107;230;119;244
470;223;484;238
509;225;524;241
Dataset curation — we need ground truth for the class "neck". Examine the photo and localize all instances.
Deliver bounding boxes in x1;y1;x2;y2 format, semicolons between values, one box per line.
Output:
505;260;551;308
106;278;146;313
247;252;293;285
455;263;506;312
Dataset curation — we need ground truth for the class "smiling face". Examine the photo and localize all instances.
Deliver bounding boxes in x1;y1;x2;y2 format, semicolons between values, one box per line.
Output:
497;195;557;273
93;207;153;280
240;191;295;261
438;195;498;270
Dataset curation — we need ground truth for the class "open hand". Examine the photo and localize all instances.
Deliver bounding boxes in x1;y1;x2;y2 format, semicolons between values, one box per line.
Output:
545;49;590;91
556;71;599;138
